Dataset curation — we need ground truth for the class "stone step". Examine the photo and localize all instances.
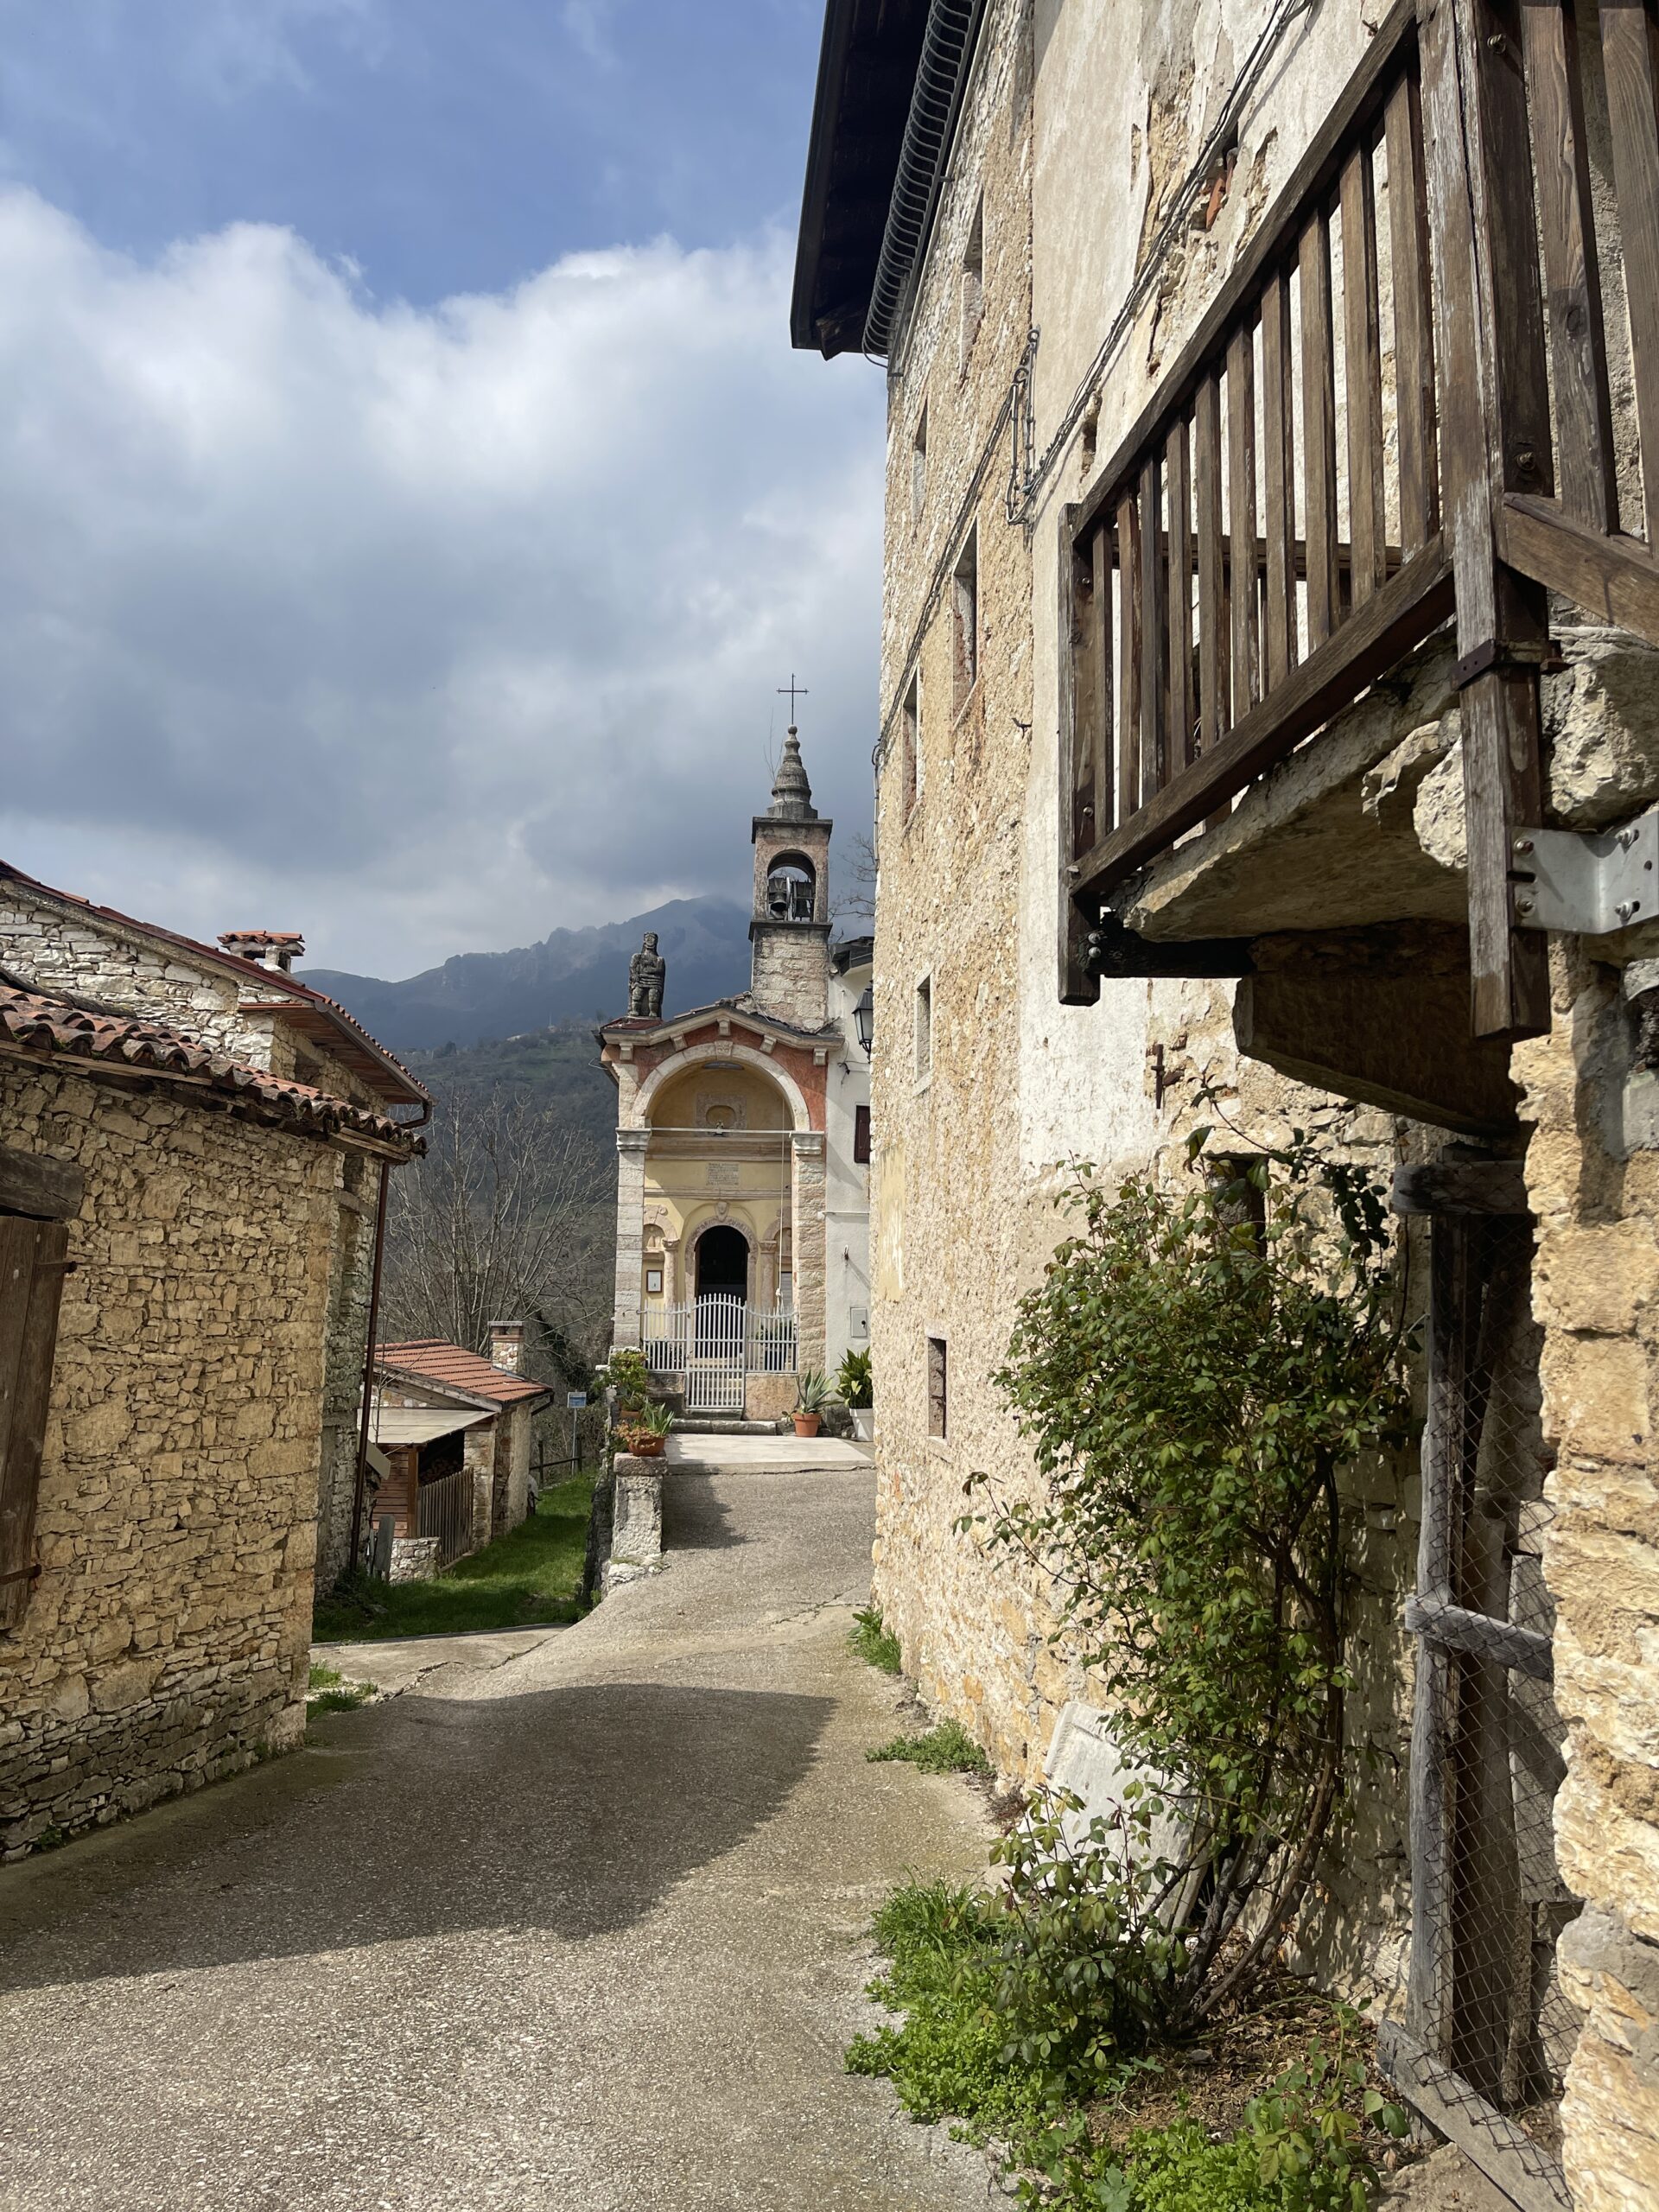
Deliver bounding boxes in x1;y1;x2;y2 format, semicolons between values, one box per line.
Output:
671;1418;780;1436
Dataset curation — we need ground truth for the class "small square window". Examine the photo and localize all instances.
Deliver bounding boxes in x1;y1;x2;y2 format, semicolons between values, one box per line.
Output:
914;975;932;1082
927;1334;948;1440
952;529;978;711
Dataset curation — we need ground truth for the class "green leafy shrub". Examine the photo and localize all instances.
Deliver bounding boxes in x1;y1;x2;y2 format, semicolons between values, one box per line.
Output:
987;1788;1184;2101
849;1605;903;1675
846;1880;1052;2135
981;1132;1410;2033
836;1347;874;1408
594;1347;652;1410
868;1719;992;1774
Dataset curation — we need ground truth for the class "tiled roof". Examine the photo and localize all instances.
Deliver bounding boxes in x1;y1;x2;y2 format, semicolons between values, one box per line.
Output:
0;973;424;1154
0;860;427;1108
376;1339;552;1406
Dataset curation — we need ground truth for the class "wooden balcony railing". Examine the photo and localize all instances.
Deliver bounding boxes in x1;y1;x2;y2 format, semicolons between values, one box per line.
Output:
1060;0;1659;1040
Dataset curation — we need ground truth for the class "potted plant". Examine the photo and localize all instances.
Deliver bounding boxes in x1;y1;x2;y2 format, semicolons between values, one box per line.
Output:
596;1347;652;1414
614;1399;674;1460
793;1368;830;1439
836;1348;874;1443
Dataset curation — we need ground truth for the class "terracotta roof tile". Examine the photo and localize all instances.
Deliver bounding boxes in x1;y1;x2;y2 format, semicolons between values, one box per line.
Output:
0;860;427;1108
0;972;424;1154
376;1339;551;1406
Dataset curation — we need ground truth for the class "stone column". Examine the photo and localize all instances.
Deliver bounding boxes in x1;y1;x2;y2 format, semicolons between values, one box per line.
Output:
791;1131;828;1379
612;1128;650;1350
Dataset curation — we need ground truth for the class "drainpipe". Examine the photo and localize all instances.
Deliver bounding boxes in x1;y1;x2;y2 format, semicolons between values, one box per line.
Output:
349;1157;391;1577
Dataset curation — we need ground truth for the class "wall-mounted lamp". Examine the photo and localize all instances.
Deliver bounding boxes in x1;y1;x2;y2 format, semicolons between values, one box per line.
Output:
854;983;874;1058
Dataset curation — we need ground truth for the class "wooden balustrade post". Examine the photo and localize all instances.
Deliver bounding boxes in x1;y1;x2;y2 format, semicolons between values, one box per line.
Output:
1421;0;1553;1039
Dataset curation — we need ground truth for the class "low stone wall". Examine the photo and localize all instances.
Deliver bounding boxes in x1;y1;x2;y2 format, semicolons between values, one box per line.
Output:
0;1056;337;1857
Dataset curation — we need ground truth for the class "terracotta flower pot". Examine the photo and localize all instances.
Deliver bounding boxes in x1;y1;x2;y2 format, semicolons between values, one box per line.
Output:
619;1430;665;1459
792;1413;823;1438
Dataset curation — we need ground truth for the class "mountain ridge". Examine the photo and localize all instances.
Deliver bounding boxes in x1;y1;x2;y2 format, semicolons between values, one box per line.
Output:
302;893;751;1053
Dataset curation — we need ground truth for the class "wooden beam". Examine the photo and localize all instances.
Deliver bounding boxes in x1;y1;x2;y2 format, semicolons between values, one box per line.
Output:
1520;0;1618;532
1058;505;1101;1006
1421;0;1553;1038
1499;490;1659;649
0;1141;84;1224
1376;2024;1574;2212
1404;1592;1554;1681
1073;538;1452;903
1390;1156;1529;1217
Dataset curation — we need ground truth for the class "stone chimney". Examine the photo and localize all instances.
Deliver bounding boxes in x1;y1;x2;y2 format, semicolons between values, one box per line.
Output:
489;1320;525;1375
219;930;305;976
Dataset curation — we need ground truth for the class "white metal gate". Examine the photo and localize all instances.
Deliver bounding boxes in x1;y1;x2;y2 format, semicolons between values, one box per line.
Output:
686;1292;746;1412
641;1295;798;1414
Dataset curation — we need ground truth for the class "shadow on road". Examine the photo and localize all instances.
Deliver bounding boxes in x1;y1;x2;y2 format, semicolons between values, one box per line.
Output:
664;1471;743;1551
0;1679;831;1991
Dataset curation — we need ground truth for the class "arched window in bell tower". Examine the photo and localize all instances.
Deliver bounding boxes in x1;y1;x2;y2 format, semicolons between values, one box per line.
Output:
765;853;817;923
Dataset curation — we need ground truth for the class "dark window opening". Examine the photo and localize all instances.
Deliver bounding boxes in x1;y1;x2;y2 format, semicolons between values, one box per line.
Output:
696;1225;748;1297
854;1103;872;1165
927;1334;948;1440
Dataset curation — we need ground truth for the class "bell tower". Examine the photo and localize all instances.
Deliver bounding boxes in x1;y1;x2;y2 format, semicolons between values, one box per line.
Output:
750;727;832;1028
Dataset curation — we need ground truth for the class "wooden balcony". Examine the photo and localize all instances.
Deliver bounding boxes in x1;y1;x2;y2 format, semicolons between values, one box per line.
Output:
1059;0;1659;1040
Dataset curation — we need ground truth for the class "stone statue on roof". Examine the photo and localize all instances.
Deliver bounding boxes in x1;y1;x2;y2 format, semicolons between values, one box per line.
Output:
628;931;665;1020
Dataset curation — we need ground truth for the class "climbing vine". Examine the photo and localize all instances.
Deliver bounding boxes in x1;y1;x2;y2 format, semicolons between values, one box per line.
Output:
977;1128;1411;2033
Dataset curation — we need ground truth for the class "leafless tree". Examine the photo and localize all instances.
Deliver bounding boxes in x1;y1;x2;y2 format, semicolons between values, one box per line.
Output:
836;829;877;926
379;1090;609;1358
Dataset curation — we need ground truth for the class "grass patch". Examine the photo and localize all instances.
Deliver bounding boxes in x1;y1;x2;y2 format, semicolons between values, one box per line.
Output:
868;1719;992;1776
312;1474;592;1643
306;1662;375;1713
847;1879;1052;2136
849;1605;903;1675
848;1877;1408;2210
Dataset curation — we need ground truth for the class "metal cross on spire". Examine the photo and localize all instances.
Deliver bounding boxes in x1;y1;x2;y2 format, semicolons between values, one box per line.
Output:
776;675;809;727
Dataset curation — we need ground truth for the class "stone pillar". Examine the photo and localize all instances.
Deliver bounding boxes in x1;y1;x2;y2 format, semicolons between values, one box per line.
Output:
612;1128;650;1350
463;1423;495;1554
791;1131;827;1380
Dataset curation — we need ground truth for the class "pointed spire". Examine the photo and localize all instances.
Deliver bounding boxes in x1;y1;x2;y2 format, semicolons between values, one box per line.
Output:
767;728;818;821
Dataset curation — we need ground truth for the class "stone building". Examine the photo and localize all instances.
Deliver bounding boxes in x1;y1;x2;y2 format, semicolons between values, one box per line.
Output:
0;953;423;1856
796;3;1659;2205
599;734;872;1417
0;862;429;1590
369;1328;552;1573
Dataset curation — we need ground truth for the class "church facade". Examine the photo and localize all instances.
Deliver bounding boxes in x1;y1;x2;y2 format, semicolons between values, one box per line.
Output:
599;733;871;1418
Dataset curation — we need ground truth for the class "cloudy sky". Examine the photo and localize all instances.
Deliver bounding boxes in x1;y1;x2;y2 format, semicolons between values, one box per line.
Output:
0;0;884;978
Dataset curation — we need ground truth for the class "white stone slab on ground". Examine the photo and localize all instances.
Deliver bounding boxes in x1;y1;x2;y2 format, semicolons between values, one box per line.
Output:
665;1432;874;1473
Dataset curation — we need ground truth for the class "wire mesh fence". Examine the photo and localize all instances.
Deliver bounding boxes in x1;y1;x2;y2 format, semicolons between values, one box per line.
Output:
1395;1203;1580;2209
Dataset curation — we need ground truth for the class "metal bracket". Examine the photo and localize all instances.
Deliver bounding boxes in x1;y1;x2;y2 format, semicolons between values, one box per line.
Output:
1510;804;1659;934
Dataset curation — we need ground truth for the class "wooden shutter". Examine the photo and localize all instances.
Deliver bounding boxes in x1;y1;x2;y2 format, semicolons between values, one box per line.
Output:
0;1215;71;1630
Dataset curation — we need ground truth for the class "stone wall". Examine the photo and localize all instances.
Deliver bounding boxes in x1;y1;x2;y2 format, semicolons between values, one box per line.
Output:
0;1055;340;1855
867;0;1428;2020
1;879;407;1597
1516;949;1659;2212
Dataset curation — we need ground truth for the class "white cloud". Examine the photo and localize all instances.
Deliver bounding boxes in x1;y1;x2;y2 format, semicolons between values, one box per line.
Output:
0;190;884;974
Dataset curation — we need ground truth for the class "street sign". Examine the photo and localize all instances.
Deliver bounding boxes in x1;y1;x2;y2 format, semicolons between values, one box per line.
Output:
567;1390;588;1409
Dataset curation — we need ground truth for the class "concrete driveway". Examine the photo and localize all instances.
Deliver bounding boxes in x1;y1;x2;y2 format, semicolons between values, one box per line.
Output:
0;1454;994;2212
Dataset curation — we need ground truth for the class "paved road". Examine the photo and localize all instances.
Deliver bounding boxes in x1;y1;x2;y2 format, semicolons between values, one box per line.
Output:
0;1451;994;2211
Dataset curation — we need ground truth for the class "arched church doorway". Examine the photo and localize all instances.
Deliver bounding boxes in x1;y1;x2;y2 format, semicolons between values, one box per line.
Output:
696;1224;749;1300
